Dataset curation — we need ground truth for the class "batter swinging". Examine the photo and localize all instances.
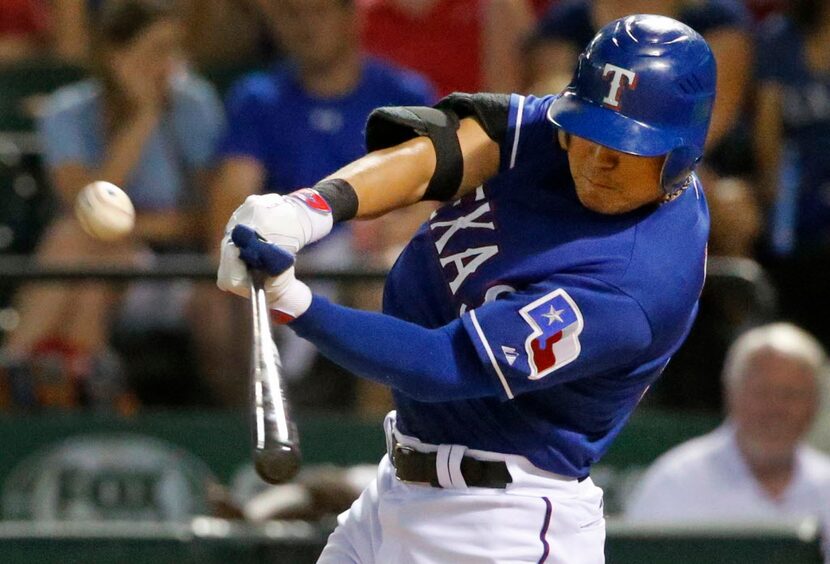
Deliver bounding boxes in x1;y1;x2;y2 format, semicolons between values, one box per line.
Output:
218;14;715;563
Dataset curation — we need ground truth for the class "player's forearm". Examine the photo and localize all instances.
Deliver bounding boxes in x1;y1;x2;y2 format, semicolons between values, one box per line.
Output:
321;118;500;219
289;295;498;402
323;136;435;219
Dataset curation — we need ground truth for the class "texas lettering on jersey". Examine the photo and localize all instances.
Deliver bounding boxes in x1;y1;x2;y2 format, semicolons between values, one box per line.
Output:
429;186;504;303
428;184;586;380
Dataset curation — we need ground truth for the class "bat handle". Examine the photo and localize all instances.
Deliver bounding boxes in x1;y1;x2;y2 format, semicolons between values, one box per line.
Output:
249;271;301;484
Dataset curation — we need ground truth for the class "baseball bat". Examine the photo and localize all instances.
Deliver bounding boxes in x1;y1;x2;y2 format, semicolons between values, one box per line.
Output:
248;269;301;484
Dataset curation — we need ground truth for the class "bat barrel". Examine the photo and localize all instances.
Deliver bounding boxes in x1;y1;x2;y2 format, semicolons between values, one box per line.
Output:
249;271;302;483
254;444;302;484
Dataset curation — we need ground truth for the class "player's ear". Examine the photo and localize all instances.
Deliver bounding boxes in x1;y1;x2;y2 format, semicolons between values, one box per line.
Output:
557;130;571;150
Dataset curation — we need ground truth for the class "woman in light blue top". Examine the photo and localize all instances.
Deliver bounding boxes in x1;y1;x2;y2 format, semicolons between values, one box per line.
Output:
2;0;224;408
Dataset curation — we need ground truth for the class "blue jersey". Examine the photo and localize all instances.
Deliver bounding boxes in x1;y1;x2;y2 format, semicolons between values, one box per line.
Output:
218;57;435;193
383;94;709;477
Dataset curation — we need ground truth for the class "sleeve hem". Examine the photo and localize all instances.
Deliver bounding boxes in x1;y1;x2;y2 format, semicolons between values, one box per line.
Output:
463;310;515;400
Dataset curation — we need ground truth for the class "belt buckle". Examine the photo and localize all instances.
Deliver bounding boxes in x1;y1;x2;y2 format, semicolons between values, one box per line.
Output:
392;444;431;486
392;443;416;467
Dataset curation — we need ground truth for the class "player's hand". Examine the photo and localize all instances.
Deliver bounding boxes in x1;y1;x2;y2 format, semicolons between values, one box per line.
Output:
219;225;312;322
221;192;331;256
217;191;332;303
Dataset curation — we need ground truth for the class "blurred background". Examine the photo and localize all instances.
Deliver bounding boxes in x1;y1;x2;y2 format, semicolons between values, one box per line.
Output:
0;0;828;562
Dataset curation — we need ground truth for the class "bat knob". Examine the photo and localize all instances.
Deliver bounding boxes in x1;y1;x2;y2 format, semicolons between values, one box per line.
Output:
255;444;302;484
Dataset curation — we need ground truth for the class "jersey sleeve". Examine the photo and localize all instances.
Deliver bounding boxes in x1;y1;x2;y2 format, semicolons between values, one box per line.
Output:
460;274;653;400
498;93;562;175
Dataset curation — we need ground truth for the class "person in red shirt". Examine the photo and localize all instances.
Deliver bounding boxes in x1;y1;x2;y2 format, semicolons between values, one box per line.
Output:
358;0;533;96
0;0;50;61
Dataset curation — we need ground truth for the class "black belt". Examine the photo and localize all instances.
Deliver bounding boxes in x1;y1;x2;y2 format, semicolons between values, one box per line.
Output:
391;444;513;489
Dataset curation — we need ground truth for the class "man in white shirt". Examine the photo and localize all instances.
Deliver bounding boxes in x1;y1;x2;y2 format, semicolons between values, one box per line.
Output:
625;323;830;532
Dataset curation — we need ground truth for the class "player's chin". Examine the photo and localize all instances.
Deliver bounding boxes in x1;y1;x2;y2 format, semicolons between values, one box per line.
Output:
574;183;632;215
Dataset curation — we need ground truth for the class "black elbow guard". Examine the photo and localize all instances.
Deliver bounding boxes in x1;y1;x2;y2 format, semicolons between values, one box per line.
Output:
435;93;509;143
365;106;463;201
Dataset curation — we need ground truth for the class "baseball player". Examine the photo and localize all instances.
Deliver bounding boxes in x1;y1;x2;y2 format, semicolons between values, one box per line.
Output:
217;15;715;563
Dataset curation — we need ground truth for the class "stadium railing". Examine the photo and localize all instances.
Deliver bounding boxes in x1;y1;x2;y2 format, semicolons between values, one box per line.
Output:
0;518;821;563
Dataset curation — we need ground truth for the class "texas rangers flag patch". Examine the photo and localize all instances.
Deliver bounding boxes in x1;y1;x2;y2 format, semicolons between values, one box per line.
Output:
519;289;584;380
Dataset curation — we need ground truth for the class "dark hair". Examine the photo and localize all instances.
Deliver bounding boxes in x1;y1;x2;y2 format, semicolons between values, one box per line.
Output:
97;0;176;47
91;0;178;131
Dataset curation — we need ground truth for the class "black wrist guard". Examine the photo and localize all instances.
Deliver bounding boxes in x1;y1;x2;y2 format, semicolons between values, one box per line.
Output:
313;178;358;223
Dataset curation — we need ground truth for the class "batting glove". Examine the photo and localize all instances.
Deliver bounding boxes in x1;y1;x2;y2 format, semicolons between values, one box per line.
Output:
220;225;312;322
217;190;332;305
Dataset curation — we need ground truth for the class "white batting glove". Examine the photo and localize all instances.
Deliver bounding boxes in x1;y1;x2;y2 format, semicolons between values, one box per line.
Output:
218;225;312;322
262;266;312;323
217;190;332;302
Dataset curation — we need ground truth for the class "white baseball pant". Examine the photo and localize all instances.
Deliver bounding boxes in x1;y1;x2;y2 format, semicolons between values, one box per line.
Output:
317;412;605;563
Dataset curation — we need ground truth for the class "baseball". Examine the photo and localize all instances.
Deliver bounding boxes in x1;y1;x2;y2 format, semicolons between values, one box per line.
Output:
74;181;135;241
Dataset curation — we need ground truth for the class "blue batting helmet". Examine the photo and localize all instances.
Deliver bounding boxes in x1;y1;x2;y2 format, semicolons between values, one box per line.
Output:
547;14;716;194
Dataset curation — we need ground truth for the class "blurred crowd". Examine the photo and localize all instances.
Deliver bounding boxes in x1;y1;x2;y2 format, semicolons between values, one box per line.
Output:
0;0;829;536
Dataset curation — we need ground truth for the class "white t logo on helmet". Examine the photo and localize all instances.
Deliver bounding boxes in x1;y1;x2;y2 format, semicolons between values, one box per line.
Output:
602;63;638;109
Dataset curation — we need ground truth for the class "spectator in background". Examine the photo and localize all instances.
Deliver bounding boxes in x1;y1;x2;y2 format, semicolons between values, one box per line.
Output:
0;0;223;410
179;0;278;69
754;0;830;348
201;0;434;409
625;324;830;530
0;0;50;62
45;0;279;69
358;0;535;96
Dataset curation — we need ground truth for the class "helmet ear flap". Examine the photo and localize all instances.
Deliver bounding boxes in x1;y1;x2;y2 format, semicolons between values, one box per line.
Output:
661;146;702;195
